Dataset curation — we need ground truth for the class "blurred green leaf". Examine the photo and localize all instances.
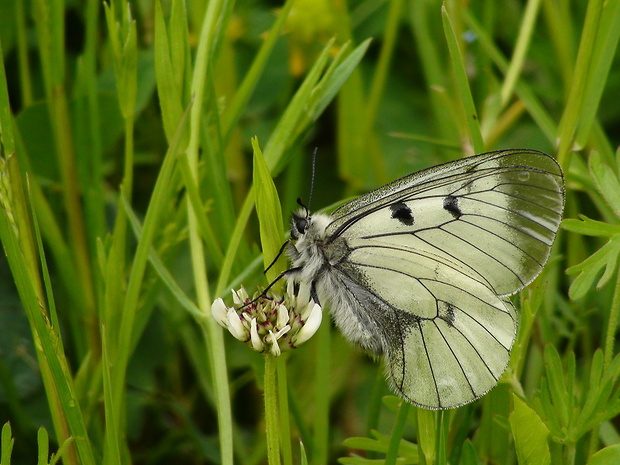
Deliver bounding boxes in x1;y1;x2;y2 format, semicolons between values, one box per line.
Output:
417;408;437;465
587;444;620;465
310;38;372;122
103;0;137;119
221;0;295;143
1;422;14;465
299;441;309;465
154;0;186;145
50;431;76;465
341;430;418;464
576;351;620;436
265;37;371;175
535;345;570;439
589;151;620;218
509;395;550;465
458;440;478;465
572;1;620;149
441;5;483;153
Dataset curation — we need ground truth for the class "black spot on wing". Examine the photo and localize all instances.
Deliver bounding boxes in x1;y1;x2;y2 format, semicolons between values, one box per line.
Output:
443;195;462;219
390;201;414;226
439;301;456;327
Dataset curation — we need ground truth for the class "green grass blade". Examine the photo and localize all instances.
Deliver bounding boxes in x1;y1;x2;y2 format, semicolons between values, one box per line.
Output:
500;0;543;107
556;0;604;163
417;408;437;464
264;37;335;171
310;39;372;123
122;192;203;318
463;9;557;144
574;1;620;148
221;0;296;143
177;152;224;263
442;5;484;153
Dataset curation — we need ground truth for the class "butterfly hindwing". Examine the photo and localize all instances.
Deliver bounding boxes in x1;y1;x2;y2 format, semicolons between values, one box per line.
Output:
335;239;517;408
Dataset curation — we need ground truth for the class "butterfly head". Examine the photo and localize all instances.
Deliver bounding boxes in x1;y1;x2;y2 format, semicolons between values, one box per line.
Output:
290;209;310;240
290;208;331;247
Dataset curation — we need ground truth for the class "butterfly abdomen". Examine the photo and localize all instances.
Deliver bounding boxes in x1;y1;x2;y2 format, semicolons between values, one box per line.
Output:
318;270;390;356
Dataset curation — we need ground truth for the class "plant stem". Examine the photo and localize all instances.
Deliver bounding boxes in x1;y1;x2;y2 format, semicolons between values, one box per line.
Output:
186;1;235;463
277;356;293;465
604;270;620;370
312;315;330;465
265;355;281;465
385;400;410;465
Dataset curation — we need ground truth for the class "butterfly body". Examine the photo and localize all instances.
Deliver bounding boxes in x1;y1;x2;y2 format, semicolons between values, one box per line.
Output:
286;149;564;409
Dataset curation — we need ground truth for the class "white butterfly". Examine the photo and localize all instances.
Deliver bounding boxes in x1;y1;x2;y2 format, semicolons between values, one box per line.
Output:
286;149;565;409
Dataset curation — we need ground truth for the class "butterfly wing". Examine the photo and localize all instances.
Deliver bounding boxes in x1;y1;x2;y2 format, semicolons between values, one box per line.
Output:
327;149;564;296
323;149;564;408
333;238;517;408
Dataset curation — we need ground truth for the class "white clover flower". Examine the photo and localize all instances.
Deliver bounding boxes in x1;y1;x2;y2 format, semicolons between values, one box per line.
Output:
293;302;322;345
250;318;264;352
211;298;228;326
210;284;322;356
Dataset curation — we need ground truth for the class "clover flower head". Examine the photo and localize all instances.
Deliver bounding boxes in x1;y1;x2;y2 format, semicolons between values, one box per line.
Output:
211;283;322;356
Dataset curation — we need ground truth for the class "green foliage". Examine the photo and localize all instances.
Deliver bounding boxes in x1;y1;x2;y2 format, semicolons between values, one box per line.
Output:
510;395;551;465
342;431;419;465
0;0;619;464
0;422;72;465
587;444;620;465
252;137;285;282
534;347;620;445
564;217;620;301
2;422;14;464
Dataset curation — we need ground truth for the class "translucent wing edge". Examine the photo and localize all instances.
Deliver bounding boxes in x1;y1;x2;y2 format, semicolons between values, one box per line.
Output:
326;149;564;237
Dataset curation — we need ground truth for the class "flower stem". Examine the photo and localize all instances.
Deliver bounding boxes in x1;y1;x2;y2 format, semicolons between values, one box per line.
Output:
265;355;281;465
277;356;293;465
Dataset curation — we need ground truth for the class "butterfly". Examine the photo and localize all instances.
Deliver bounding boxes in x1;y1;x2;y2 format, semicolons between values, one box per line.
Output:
286;149;565;409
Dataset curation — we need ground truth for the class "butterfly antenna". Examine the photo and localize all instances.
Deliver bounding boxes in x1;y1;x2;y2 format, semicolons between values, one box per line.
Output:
307;147;318;211
296;197;309;218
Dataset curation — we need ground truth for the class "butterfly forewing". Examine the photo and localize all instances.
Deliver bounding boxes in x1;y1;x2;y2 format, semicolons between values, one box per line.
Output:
326;150;564;296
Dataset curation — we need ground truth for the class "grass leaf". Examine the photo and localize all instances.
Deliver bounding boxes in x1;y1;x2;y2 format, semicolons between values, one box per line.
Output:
442;5;484;153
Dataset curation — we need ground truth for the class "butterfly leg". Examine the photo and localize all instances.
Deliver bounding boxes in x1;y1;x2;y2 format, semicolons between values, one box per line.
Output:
235;267;303;310
264;239;293;275
310;281;321;306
